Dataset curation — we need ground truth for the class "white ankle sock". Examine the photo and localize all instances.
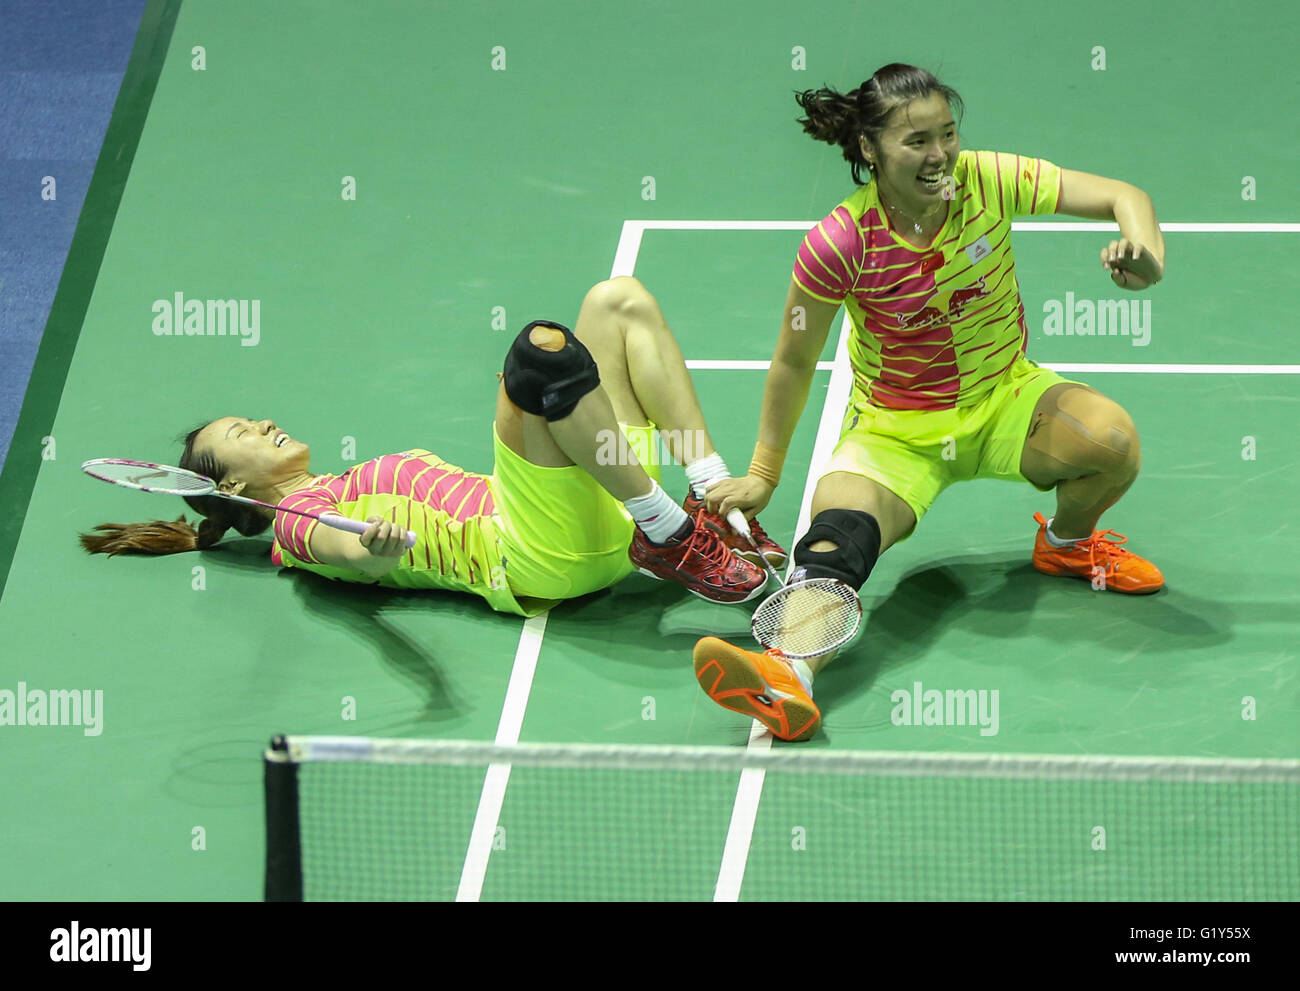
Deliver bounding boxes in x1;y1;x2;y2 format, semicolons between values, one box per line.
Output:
625;482;691;544
1045;517;1085;548
789;658;815;698
685;452;729;499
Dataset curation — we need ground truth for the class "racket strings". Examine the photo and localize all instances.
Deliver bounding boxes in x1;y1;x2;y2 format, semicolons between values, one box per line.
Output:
83;460;214;495
751;579;860;658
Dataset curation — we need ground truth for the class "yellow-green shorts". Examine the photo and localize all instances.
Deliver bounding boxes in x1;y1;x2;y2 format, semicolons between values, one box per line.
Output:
490;422;663;600
823;356;1080;540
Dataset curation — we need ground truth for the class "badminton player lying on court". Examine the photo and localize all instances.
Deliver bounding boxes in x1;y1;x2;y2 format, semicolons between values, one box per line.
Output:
80;278;786;611
694;63;1167;740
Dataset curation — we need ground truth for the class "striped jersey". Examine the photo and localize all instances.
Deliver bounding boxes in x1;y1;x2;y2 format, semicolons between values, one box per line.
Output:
270;449;548;617
794;149;1063;410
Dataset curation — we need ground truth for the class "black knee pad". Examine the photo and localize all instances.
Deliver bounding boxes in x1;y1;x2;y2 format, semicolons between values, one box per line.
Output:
502;320;601;421
790;509;882;591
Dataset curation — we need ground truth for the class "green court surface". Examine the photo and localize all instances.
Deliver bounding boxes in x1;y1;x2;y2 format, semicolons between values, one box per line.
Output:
1;0;1297;901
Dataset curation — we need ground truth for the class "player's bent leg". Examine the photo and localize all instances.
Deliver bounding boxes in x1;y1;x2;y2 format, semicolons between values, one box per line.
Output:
501;319;646;500
572;277;704;447
810;471;918;553
1020;384;1161;593
575;277;789;568
1021;384;1141;535
499;319;766;603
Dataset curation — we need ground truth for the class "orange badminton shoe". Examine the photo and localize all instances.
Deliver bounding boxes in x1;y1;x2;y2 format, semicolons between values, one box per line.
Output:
1031;512;1164;594
693;637;821;741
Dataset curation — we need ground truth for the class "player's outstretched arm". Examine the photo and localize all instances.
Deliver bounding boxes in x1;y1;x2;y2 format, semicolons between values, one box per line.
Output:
307;515;405;579
1056;168;1165;291
706;279;840;519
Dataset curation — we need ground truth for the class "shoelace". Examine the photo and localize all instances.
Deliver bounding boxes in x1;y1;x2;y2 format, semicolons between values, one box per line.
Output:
1083;529;1132;574
688;491;775;549
681;513;738;570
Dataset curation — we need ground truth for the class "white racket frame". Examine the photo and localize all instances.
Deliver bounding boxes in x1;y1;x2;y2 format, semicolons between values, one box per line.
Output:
749;576;863;659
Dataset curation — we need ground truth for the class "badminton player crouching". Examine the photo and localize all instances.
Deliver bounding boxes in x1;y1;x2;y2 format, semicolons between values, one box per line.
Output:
693;64;1167;742
80;278;787;612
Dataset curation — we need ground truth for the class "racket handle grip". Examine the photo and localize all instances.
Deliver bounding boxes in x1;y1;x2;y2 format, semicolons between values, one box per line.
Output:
321;514;418;549
726;508;752;539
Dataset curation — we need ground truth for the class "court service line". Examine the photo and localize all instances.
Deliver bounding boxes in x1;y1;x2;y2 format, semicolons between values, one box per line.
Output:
686;360;1300;374
455;223;649;901
712;314;858;902
621;220;1300;234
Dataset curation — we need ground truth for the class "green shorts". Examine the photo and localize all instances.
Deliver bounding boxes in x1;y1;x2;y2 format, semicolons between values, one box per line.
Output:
822;356;1080;539
490;422;663;600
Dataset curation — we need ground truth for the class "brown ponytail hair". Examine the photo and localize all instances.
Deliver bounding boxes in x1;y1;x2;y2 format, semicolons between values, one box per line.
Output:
79;422;272;556
795;63;965;185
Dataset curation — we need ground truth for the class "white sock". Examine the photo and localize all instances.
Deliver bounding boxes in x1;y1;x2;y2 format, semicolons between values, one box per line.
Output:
789;658;815;698
624;481;691;544
685;452;729;499
1045;516;1085;548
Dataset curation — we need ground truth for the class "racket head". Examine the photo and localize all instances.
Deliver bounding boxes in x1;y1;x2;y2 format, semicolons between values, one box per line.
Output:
749;576;862;659
81;458;217;496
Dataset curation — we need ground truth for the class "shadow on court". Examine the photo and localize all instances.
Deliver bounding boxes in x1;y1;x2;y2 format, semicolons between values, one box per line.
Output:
259;554;472;726
814;552;1238;716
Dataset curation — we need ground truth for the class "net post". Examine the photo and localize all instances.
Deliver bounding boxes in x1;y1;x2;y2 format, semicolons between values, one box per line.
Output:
264;734;303;902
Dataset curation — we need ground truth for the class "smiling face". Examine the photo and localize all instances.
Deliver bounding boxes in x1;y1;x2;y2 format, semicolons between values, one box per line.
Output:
859;90;960;221
194;416;311;496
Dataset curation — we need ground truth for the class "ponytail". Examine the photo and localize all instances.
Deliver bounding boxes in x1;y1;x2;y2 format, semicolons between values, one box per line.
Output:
796;63;965;185
78;422;270;557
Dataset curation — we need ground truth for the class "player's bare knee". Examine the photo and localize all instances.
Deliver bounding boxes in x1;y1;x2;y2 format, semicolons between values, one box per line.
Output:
527;324;566;351
585;276;649;317
1095;407;1139;475
1054;389;1140;476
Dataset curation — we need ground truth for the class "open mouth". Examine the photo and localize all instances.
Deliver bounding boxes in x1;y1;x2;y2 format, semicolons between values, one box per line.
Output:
274;432;290;448
918;170;945;192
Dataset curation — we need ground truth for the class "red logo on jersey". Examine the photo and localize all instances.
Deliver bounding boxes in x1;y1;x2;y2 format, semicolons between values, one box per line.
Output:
897;276;989;329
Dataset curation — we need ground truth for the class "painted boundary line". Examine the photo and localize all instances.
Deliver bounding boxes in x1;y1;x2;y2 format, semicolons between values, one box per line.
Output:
455;221;649;901
687;360;1300;374
712;313;857;902
621;220;1300;233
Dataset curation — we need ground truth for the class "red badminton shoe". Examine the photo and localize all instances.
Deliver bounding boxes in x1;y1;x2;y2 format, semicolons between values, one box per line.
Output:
683;489;787;569
630;520;767;604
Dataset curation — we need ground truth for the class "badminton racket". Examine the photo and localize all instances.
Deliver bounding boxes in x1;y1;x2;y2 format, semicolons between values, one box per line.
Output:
749;576;861;659
81;458;417;549
726;508;785;586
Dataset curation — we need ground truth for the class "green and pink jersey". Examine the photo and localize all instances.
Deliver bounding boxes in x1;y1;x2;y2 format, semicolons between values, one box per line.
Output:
794;150;1063;411
270;449;542;616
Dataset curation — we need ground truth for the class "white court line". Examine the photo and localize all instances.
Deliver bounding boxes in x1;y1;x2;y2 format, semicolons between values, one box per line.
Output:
686;360;1300;374
622;220;1300;233
455;222;649;901
712;314;858;902
455;612;547;901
